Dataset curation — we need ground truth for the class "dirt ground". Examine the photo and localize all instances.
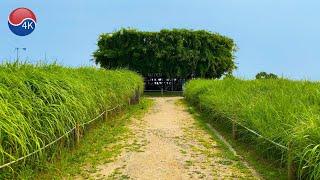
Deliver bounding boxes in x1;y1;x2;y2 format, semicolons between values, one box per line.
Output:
89;97;260;179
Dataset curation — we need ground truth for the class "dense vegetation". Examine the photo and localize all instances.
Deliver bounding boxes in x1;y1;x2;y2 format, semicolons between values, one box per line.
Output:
93;28;236;79
184;79;320;179
0;62;143;177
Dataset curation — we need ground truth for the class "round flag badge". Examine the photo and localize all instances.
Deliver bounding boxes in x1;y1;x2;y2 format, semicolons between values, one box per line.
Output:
8;8;37;36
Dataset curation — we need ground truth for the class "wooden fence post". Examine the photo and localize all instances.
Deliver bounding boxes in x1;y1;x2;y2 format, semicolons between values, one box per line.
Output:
133;91;137;104
104;110;108;121
287;142;296;180
75;123;80;145
119;104;123;113
136;90;140;103
232;121;237;140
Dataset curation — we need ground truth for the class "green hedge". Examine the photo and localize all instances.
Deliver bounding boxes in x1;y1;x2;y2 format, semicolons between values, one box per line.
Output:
184;79;320;179
93;28;236;79
0;62;143;177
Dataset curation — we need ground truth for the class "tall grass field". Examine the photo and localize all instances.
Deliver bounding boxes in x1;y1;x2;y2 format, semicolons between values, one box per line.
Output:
0;62;143;177
184;79;320;179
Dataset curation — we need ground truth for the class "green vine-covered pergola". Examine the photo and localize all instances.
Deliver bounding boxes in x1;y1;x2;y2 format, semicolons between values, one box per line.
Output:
93;28;237;90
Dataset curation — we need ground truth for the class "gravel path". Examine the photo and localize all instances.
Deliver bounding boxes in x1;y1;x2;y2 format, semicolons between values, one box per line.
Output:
91;97;259;179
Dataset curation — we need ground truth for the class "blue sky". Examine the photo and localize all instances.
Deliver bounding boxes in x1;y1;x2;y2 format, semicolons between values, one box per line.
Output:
1;1;320;80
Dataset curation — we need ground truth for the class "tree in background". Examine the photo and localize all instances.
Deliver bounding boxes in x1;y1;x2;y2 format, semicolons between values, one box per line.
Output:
223;73;236;80
256;72;278;79
93;28;236;79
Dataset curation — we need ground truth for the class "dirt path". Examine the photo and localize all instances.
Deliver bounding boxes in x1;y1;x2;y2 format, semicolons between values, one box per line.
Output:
91;97;259;179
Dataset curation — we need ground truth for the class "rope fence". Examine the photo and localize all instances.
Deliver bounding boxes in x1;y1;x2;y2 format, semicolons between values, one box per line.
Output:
224;115;288;150
198;104;295;179
0;103;125;170
198;104;288;150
